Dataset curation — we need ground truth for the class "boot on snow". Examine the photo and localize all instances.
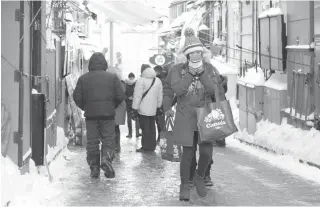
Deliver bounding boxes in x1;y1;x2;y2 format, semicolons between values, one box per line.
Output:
90;166;100;179
115;132;121;153
101;151;115;178
126;134;132;138
193;171;207;197
204;175;213;186
179;184;190;201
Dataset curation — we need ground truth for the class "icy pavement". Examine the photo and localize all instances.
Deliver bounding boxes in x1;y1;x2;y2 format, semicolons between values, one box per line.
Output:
33;134;320;206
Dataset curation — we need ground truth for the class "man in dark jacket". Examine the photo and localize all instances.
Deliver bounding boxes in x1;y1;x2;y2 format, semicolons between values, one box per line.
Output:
73;52;125;179
125;72;140;138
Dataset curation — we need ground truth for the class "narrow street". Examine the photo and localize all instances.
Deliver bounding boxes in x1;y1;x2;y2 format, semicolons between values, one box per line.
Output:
39;127;320;206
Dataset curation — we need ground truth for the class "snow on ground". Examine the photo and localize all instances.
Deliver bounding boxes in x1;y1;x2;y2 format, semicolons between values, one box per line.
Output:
258;7;283;19
227;138;320;184
211;57;238;75
227;97;320;183
1;127;72;207
235;119;320;167
1;149;77;207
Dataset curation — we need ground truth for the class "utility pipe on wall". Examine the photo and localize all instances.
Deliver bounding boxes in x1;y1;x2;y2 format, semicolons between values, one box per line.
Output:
110;21;114;67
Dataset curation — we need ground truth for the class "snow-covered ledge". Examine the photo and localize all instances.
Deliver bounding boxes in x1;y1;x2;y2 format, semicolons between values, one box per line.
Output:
258;7;283;19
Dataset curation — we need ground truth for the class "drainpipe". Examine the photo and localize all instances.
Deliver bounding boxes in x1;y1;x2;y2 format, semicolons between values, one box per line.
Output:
17;0;25;167
239;1;243;69
226;0;228;62
256;0;258;64
252;0;255;62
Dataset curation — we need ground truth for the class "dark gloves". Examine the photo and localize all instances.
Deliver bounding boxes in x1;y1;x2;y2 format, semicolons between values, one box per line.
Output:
131;109;139;121
156;108;164;116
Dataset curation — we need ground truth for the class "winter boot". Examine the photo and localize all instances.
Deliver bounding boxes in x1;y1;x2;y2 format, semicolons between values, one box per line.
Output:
136;133;142;138
204;176;213;186
87;154;101;178
193;171;207;197
101;151;115;178
179;184;190;201
126;134;132;138
90;166;100;179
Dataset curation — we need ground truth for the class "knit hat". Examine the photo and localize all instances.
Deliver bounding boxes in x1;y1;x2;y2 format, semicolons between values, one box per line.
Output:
128;72;135;78
182;28;203;55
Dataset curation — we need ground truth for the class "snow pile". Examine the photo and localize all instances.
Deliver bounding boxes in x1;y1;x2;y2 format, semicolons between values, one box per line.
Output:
1;148;75;206
286;45;312;50
264;71;287;90
282;108;314;121
46;127;69;163
211;57;238;75
238;66;265;87
235;118;320;166
227;139;320;184
258;7;283;19
32;89;40;94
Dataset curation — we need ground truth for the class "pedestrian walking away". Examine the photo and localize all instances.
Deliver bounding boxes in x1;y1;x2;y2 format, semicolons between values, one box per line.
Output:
125;72;141;138
163;28;228;201
73;52;125;179
108;66;126;153
132;64;163;152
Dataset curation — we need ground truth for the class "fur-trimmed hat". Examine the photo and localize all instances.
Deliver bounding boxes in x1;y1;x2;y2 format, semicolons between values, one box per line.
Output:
182;28;203;55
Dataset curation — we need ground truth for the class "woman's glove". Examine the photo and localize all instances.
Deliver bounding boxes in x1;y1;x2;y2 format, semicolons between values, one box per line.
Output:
156;108;164;116
131;109;139;121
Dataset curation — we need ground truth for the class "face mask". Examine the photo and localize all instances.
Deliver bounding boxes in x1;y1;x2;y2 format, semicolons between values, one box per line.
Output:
189;51;202;63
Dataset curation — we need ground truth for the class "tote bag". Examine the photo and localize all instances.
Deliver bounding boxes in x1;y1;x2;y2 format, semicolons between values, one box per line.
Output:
196;82;238;143
160;116;182;162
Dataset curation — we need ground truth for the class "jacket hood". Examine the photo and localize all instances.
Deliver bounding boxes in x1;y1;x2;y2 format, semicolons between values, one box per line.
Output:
88;52;108;71
125;78;136;85
141;67;156;79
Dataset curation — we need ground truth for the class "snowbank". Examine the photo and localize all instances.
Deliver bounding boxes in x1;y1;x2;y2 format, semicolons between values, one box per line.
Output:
286;45;312;50
235;119;320;167
238;66;265;86
211;57;238;75
46;127;69;163
264;72;287;90
258;7;283;19
1;148;75;207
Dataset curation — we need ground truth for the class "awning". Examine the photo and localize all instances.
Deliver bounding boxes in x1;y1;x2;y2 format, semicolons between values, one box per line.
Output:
89;0;164;26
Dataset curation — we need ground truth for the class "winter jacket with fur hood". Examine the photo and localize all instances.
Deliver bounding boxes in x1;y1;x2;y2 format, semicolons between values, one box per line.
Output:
132;67;163;116
73;52;125;120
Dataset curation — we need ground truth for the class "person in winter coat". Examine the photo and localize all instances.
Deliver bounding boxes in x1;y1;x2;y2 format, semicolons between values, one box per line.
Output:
73;52;125;179
132;64;163;152
108;66;126;153
154;65;166;142
125;72;141;138
163;28;227;201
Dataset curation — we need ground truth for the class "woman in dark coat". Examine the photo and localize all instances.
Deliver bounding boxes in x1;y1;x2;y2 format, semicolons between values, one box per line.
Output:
163;28;227;201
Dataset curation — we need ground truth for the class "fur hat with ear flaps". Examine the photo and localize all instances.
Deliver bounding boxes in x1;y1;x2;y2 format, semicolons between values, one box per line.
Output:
182;27;203;55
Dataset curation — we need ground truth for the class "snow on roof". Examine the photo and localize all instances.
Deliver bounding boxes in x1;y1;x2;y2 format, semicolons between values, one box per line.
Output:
258;7;283;19
211;57;238;75
264;71;287;90
286;45;312;50
238;66;265;86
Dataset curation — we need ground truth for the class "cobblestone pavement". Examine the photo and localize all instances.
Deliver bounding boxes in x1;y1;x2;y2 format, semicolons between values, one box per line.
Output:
41;128;320;206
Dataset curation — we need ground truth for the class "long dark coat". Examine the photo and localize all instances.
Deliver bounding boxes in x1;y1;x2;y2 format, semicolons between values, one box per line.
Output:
163;62;227;147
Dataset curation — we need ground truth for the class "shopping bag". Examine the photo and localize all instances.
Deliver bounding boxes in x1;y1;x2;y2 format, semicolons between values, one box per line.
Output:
196;83;238;143
160;116;182;162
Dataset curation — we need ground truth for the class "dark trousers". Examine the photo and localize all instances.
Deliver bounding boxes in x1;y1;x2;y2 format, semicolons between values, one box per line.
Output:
190;133;214;180
139;114;156;151
86;120;115;168
156;114;165;140
180;132;213;184
115;125;120;150
126;107;140;135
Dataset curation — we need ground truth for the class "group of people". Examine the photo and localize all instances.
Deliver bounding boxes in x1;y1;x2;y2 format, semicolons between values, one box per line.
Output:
73;27;228;202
